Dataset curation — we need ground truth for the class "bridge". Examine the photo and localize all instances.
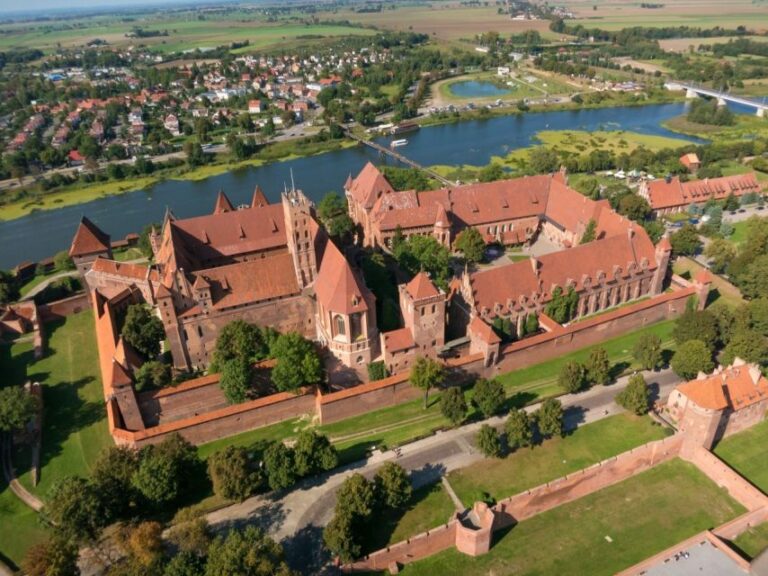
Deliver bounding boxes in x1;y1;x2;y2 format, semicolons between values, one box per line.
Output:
667;82;768;117
345;130;458;187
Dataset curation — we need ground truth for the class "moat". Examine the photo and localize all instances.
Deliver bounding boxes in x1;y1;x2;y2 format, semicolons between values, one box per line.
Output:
0;101;700;268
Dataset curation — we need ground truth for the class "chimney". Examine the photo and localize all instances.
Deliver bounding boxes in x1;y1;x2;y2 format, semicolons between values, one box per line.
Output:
530;256;539;277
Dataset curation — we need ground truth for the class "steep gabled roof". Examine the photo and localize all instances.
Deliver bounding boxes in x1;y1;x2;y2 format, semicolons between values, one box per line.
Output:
314;240;369;314
677;361;768;411
251;185;269;208
69;216;111;257
213;190;234;214
347;161;395;209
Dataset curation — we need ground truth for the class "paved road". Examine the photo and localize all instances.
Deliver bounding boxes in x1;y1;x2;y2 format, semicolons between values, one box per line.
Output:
205;367;680;574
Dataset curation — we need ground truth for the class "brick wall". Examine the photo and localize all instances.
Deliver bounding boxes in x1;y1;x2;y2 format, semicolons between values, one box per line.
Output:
493;435;684;526
39;293;90;321
493;287;695;376
712;507;768;541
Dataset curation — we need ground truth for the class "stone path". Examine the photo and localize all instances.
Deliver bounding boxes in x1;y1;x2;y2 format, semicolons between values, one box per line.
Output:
441;476;466;513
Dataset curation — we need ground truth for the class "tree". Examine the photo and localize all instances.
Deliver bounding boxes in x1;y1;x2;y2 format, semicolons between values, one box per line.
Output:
616;373;650;415
505;408;533;450
394;235;451;289
206;526;296;576
219;358;251;404
132;447;181;505
476;424;502;457
454;227;486;264
472;378;505;418
211;320;266;370
134;360;170;391
618;194;651;221
671;339;714;380
536;398;564;439
0;386;37;431
270;332;324;392
706;239;735;275
373;462;412;508
45;476;104;542
558;361;586;393
750;299;768;337
0;270;19;304
633;332;663;371
91;446;139;521
317;192;354;239
669;223;701;256
207;445;261;501
263;442;296;491
164;551;205;576
367;361;388;381
739;254;768;300
580;219;597;244
722;329;768;366
544;285;579;324
118;521;164;567
410;356;445;409
673;307;718;351
524;313;539;336
183;141;205;167
586;347;611;386
335;473;375;518
22;536;80;576
323;513;358;563
121;304;164;358
528;147;559;173
293;430;338;477
53;250;74;271
477;162;504;182
724;193;741;212
440;386;467;426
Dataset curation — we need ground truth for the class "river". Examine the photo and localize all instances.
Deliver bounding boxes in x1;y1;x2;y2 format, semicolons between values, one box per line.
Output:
0;101;703;269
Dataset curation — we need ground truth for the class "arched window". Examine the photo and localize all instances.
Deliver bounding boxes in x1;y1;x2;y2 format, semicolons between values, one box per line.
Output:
335;315;346;336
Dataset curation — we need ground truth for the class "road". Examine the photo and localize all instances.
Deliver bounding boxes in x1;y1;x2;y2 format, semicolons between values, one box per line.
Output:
205;367;680;574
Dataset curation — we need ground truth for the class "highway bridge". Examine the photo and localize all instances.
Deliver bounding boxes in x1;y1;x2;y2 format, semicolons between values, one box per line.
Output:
667;82;768;117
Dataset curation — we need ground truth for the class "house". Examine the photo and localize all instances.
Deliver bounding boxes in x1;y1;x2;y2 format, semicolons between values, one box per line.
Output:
638;173;762;215
68;149;85;167
164;114;180;136
248;100;262;114
680;153;701;172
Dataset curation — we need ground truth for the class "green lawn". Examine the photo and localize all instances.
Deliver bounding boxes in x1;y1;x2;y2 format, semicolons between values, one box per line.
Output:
403;459;745;576
448;413;670;505
714;418;768;494
0;310;108;565
359;483;457;554
0;485;48;569
732;522;768;559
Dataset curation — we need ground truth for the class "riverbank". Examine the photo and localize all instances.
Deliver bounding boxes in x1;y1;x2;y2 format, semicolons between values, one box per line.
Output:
662;113;768;141
0;137;357;222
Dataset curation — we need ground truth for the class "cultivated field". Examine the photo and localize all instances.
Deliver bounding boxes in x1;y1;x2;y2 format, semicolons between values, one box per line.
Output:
660;35;768;53
564;0;768;31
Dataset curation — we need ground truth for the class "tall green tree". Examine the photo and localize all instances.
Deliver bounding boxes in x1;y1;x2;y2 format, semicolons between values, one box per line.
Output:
410;356;445;409
207;446;261;501
211;320;266;370
536;398;564;439
440;386;468;426
586;347;611;386
293;430;338;477
219;358;251;404
472;378;505;418
476;424;502;458
373;462;412;509
616;373;650;415
580;219;597;244
671;339;714;380
669;223;701;256
121;304;164;358
673;307;718;351
0;386;37;431
22;536;80;576
91;446;139;521
558;361;586;393
263;442;296;491
45;477;105;542
632;332;664;371
505;408;533;450
454;227;486;264
317;192;354;240
270;332;324;392
206;526;297;576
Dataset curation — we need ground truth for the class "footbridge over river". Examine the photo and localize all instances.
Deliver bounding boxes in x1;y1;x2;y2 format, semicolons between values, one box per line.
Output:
344;129;458;187
666;82;768;117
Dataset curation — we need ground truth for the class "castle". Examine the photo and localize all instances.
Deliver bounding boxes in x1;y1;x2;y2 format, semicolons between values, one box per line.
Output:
71;187;379;375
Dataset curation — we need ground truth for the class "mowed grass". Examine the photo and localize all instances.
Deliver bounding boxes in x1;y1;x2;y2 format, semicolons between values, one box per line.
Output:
714;418;768;493
732;522;768;559
448;413;670;505
672;257;744;308
0;486;48;569
402;459;745;576
359;482;457;554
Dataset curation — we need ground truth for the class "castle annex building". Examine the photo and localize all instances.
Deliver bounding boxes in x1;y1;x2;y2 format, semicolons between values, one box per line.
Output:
72;187;378;373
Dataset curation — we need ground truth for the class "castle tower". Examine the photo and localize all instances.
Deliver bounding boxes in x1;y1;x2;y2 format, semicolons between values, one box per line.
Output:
282;189;317;289
400;272;446;356
650;235;672;295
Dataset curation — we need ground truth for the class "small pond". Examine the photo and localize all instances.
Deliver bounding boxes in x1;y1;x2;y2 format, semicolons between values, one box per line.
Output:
448;80;512;99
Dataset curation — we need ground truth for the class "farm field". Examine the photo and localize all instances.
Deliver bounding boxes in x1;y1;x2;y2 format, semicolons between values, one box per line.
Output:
0;18;375;53
403;458;745;576
564;0;768;31
659;35;768;53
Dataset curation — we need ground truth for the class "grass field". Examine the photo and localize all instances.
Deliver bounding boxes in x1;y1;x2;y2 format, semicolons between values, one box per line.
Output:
431;70;576;107
659;35;768;53
448;413;670;505
663;114;768;142
402;458;745;576
0;486;48;569
0;310;109;565
672;257;744;308
714;418;768;494
359;482;457;554
732;522;768;559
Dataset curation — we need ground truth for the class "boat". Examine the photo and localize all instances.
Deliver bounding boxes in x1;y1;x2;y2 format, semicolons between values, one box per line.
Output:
390;121;420;135
390;139;408;148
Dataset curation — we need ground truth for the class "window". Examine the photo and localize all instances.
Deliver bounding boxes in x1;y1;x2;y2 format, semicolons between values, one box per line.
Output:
335;315;346;336
431;304;435;314
197;326;203;338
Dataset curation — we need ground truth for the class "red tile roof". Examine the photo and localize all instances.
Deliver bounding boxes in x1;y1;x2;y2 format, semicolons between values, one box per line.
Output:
90;258;150;281
69;217;111;257
383;327;416;353
405;272;440;301
645;173;761;211
315;240;369;314
348;162;395;209
195;253;300;310
677;361;768;411
213;190;234;214
469;316;501;344
680;153;700;169
251;186;268;208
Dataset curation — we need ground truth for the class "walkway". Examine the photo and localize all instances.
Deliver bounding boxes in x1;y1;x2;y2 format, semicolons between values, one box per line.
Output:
0;433;44;512
20;271;79;301
205;367;681;574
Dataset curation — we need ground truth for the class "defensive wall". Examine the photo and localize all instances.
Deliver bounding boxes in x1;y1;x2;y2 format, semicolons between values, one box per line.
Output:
38;292;89;322
344;429;768;574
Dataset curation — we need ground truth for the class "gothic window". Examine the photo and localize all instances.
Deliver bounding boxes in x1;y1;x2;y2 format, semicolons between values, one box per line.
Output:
335;315;346;336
